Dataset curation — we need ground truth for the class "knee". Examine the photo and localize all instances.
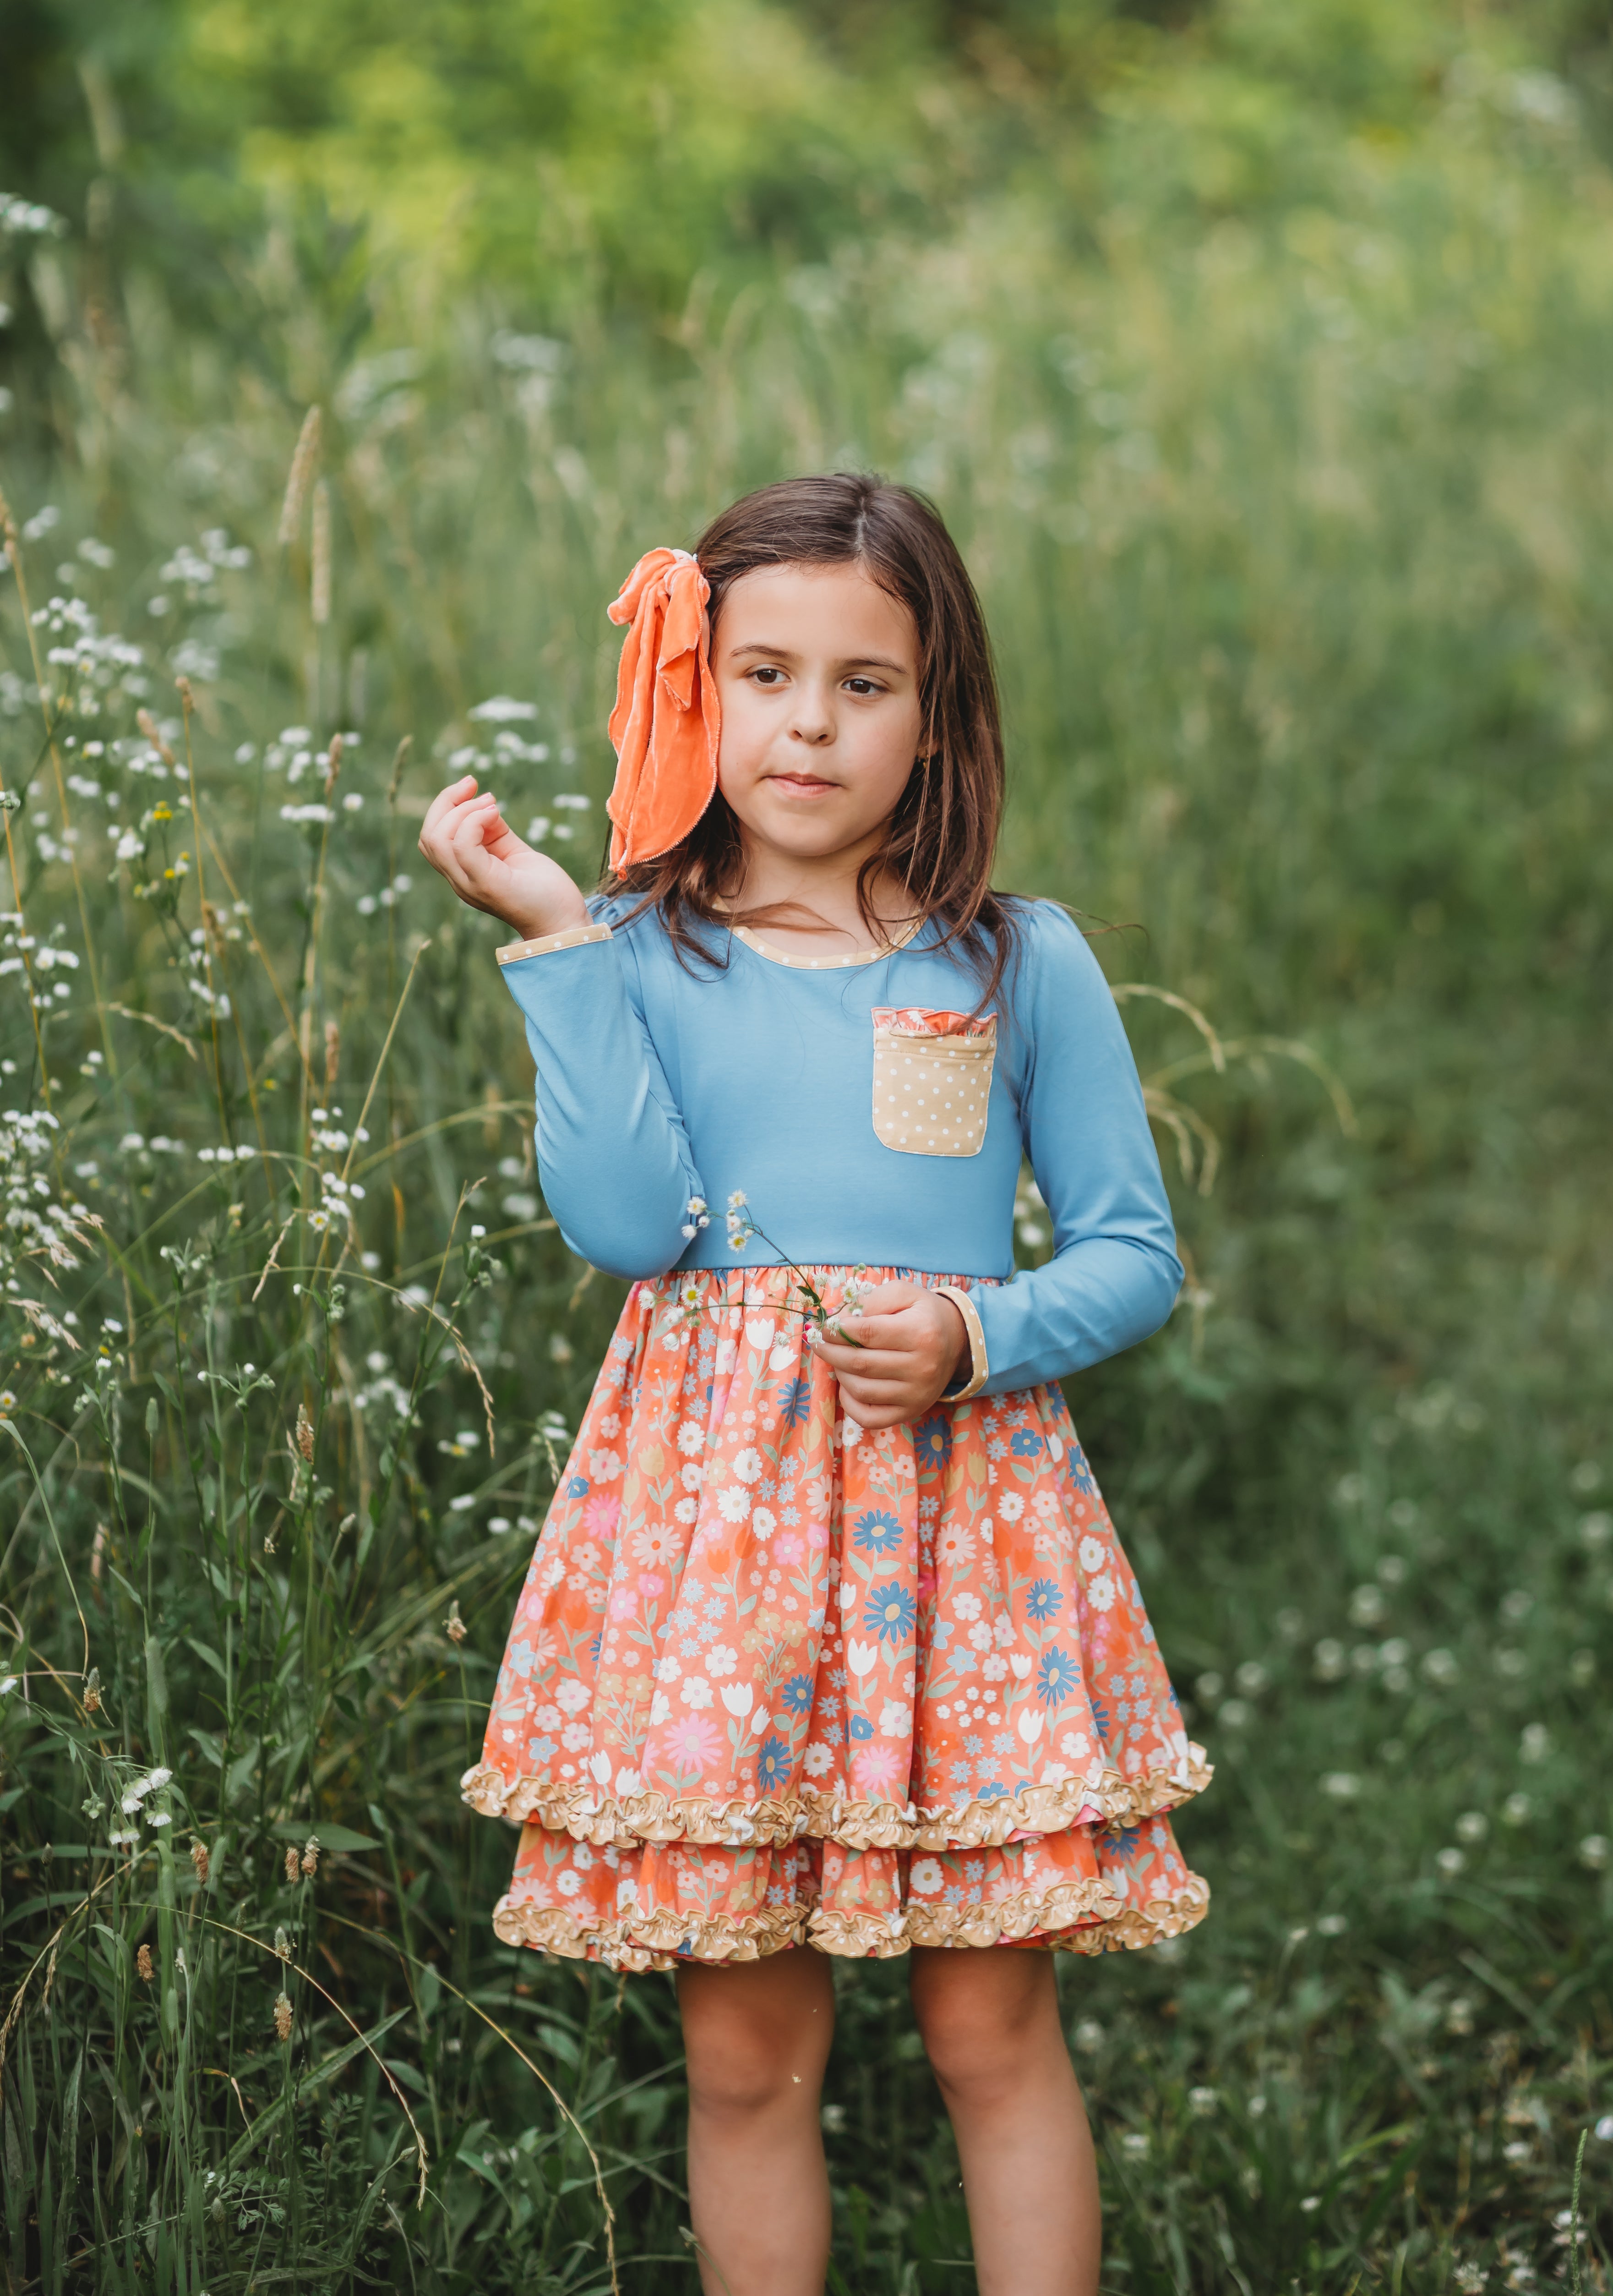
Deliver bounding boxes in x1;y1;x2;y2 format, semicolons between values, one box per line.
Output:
682;1984;828;2121
911;1971;1048;2106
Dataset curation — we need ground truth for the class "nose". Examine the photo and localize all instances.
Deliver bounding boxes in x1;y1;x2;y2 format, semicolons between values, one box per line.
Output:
788;678;835;746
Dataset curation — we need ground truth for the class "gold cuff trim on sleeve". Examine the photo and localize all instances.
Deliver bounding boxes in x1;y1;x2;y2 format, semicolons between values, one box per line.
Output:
935;1283;988;1402
496;921;613;967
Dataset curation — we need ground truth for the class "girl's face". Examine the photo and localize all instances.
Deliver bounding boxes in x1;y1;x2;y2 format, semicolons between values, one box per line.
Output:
710;563;925;865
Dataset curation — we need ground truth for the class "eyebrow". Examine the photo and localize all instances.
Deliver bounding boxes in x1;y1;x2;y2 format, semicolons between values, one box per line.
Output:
726;640;910;674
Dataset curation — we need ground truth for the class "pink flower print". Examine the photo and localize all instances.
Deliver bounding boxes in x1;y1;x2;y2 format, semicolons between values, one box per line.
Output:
632;1527;678;1568
588;1448;624;1483
607;1585;637;1620
806;1520;830;1552
774;1531;806;1565
668;1717;722;1768
582;1495;621;1539
637;1570;667;1597
852;1742;904;1794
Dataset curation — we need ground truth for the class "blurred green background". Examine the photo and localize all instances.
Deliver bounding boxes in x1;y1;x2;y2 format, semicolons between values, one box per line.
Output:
2;2;1612;2291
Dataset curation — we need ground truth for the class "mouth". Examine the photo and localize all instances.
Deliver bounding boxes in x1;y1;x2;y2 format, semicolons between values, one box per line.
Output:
765;771;841;798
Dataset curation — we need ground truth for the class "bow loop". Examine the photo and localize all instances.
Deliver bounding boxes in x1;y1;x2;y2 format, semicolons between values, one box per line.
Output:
605;547;721;869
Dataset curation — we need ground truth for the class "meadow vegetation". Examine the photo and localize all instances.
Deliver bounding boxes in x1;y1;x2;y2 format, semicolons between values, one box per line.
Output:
1;2;1612;2289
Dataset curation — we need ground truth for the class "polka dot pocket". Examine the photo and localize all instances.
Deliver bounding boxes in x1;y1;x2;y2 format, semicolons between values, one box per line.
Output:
870;1006;997;1158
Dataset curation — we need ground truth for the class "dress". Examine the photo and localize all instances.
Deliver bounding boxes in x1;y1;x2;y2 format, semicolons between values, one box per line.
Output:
461;899;1211;1967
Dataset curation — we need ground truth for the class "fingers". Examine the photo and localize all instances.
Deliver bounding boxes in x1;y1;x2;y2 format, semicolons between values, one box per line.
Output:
420;782;509;904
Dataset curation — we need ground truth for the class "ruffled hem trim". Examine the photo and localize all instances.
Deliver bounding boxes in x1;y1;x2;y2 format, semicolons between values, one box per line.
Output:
460;1744;1212;1852
489;1875;1211;1970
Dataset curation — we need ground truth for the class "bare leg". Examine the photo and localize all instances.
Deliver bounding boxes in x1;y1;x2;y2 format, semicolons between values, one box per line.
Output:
676;1946;837;2296
910;1947;1101;2296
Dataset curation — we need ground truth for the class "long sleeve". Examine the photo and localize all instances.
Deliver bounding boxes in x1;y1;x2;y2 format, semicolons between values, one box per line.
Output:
499;921;703;1279
967;908;1183;1395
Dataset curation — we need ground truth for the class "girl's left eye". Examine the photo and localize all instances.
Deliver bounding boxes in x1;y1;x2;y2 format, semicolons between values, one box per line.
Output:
749;667;786;686
844;678;883;696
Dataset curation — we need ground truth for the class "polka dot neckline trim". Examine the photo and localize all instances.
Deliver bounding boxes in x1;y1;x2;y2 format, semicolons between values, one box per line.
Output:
730;919;923;970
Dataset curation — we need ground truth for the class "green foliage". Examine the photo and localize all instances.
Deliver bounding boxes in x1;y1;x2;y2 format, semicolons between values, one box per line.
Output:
1;2;1612;2291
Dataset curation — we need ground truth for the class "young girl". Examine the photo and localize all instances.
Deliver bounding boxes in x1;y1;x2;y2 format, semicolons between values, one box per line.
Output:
420;474;1210;2296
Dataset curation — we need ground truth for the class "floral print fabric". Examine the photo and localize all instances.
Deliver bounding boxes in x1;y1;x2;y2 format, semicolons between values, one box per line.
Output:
462;1266;1210;1970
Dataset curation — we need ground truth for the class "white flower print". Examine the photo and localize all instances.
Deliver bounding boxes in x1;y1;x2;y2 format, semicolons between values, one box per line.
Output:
768;1343;794;1372
632;1528;677;1567
706;1645;739;1678
715;1339;736;1374
588;1448;624;1483
1078;1536;1106;1574
716;1486;751;1522
879;1699;909;1735
733;1447;764;1485
675;1497;698;1525
561;1723;590;1751
744;1317;774;1350
997;1492;1024;1522
680;1676;714;1709
993;1617;1015;1650
752;1507;777;1541
1039;1762;1072;1784
539;1555;566;1592
681;1460;704;1491
532;1703;563;1730
573;1843;595;1870
954;1591;983;1622
677;1420;705;1456
1088;1574;1116;1613
910;1858;944;1894
650;1692;671;1724
969;1621;993;1651
1031;1489;1059;1519
839;1416;863;1448
655;1654;681;1684
556;1869;582;1897
1061;1730;1092;1761
802;1743;834;1777
981;1654;1009;1683
555;1679;591;1716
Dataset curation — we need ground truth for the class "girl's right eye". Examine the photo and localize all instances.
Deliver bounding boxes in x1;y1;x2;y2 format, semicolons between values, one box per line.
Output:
748;666;786;686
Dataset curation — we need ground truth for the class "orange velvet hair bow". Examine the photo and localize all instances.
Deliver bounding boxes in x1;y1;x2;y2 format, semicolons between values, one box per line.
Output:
605;547;722;870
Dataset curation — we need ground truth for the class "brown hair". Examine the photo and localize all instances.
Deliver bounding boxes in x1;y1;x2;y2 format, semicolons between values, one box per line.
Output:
600;472;1022;1009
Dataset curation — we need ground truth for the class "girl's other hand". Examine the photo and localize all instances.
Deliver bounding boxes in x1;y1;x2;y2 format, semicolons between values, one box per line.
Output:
807;1281;970;1432
418;776;591;940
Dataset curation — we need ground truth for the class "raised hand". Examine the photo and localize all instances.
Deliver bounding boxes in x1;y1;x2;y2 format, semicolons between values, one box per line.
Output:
806;1280;970;1432
418;775;591;941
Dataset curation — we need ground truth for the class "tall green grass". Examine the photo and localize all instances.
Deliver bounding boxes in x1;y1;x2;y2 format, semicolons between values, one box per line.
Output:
2;71;1613;2293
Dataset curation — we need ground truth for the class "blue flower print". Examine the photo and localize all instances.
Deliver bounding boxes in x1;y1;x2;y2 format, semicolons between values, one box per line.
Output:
526;1735;557;1763
913;1414;953;1471
567;1474;589;1498
756;1736;792;1791
1026;1579;1063;1622
864;1583;916;1642
777;1376;813;1427
1089;1693;1114;1744
1010;1430;1044;1460
853;1510;903;1558
1036;1646;1081;1707
1067;1448;1097;1496
976;1778;1008;1801
849;1713;874;1741
780;1673;815;1717
962;1733;984;1756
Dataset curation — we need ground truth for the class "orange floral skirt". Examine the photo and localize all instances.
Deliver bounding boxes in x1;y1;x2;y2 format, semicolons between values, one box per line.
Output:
462;1267;1211;1970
